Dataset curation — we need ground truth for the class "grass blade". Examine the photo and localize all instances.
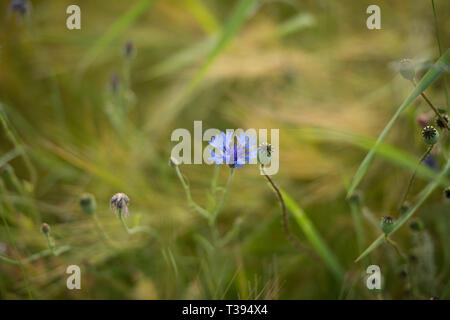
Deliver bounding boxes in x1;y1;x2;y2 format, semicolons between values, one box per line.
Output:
347;49;450;198
355;160;450;262
147;0;257;132
78;0;156;73
281;189;344;282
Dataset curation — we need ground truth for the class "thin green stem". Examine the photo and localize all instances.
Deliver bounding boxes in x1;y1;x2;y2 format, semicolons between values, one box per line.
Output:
262;167;316;257
431;0;449;110
211;167;234;224
349;201;364;254
92;214;116;247
411;79;449;130
118;209;153;235
398;144;434;214
45;233;55;255
385;236;407;262
0;245;71;265
174;166;210;219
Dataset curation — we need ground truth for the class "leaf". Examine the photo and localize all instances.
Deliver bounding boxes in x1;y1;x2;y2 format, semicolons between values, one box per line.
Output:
347;50;450;198
281;189;344;282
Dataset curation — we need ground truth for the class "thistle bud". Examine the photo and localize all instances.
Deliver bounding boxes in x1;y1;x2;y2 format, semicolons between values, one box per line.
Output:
79;193;97;215
9;0;30;18
436;114;449;129
399;59;415;81
168;156;180;168
409;218;424;232
421;126;439;145
380;216;395;235
41;223;50;235
258;143;272;165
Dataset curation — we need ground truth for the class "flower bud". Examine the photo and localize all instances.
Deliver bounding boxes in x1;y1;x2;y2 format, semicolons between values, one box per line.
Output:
380;216;395;235
79;193;97;215
399;59;415;81
41;223;50;235
421;126;439;145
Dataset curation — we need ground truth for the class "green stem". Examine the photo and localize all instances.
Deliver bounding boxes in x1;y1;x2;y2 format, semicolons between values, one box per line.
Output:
211;167;234;225
385;236;407;262
398;144;434;214
262;167;316;257
45;233;55;255
92;214;116;247
118;209;153;235
411;79;449;130
174;166;211;219
0;245;71;265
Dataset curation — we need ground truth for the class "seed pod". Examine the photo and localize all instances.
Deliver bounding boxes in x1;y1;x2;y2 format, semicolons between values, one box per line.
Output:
399;59;415;81
436;114;449;129
421;126;439;145
79;193;97;215
41;223;50;235
380;216;395;235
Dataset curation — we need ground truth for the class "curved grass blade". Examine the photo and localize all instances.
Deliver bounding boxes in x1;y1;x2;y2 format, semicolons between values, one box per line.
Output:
294;126;450;187
78;0;156;73
281;189;344;282
347;49;450;198
355;160;450;262
147;0;257;132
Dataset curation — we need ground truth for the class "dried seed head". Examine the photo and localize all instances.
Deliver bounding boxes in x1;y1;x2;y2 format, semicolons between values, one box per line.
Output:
399;59;415;81
168;156;180;168
41;223;50;235
110;193;130;218
435;114;449;129
380;216;395;235
79;193;97;215
258;143;272;165
421;126;439;145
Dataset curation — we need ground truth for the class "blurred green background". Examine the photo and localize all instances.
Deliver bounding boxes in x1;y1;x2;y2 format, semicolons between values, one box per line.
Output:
0;0;449;299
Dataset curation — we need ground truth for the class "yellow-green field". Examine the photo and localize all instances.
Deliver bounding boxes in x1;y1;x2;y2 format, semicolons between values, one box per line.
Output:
0;0;449;299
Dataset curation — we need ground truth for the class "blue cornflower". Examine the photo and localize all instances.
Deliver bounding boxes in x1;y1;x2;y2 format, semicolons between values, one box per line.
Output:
209;131;257;168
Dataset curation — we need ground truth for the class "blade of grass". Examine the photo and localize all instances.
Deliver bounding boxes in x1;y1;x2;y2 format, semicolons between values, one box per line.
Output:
431;0;449;110
280;189;344;282
183;0;220;34
355;160;450;262
78;0;156;73
347;50;450;198
147;0;257;133
293;126;450;187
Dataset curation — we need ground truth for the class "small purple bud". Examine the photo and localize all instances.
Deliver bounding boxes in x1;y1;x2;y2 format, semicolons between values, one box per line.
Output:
417;114;429;127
